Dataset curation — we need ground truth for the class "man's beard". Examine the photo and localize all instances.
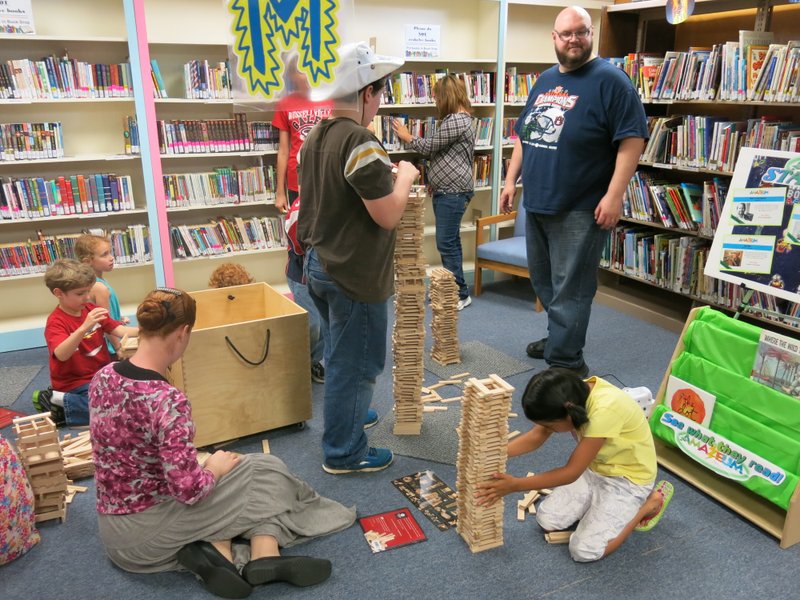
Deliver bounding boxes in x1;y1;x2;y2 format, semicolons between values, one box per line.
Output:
556;44;592;70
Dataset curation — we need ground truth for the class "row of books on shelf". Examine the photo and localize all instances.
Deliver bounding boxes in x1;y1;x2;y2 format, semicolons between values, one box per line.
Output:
163;166;276;208
600;226;800;328
474;155;491;188
0;56;133;100
623;171;728;237
0;121;63;161
504;68;538;103
124;115;279;155
371;115;495;150
382;70;494;105
181;59;231;100
0;225;151;277
602;226;710;297
170;216;287;259
1;174;133;221
642;115;800;172
610;34;800;103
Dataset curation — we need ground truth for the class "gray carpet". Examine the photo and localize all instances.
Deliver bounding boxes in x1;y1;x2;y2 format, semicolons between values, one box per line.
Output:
424;340;535;380
369;393;463;465
0;365;43;407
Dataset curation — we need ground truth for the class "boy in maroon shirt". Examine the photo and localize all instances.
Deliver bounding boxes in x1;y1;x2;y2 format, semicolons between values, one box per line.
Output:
32;259;137;426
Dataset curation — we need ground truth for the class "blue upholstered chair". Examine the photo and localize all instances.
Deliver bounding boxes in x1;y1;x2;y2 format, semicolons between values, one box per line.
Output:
473;207;530;296
474;207;542;313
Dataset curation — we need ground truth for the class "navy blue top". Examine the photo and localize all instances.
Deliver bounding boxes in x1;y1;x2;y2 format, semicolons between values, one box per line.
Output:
515;58;648;214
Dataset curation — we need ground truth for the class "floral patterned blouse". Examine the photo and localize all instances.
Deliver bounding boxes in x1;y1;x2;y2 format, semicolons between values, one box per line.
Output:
89;360;216;515
1;436;40;565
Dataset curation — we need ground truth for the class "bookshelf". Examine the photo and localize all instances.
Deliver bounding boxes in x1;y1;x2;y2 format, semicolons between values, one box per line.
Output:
0;0;586;351
596;0;800;334
0;0;155;351
140;0;288;294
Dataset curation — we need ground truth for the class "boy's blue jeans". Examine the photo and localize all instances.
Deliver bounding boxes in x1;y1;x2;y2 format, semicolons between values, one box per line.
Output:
62;383;90;426
304;248;388;467
287;277;324;365
525;209;606;369
432;191;473;300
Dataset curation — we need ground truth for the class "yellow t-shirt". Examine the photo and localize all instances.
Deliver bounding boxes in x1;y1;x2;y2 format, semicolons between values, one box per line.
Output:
578;377;657;485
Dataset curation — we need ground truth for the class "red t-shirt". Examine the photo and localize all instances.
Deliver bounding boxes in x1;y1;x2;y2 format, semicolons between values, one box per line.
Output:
45;303;122;391
273;93;333;192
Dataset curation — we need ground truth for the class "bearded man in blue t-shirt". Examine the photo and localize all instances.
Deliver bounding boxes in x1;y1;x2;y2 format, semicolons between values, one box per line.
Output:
499;5;649;377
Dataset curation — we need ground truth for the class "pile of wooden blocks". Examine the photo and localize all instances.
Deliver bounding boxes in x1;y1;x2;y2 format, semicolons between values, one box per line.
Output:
429;267;460;365
12;413;69;523
456;374;514;552
60;430;95;479
392;187;427;435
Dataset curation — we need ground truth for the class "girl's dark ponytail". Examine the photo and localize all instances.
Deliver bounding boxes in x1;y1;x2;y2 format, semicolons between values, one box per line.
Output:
521;368;590;427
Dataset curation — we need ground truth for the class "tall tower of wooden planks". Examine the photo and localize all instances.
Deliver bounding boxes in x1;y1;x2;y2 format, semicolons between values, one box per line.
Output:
392;187;427;435
429;267;460;365
456;374;514;552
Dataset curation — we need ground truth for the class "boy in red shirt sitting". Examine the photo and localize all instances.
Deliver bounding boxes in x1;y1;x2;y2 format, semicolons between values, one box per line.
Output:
32;259;138;426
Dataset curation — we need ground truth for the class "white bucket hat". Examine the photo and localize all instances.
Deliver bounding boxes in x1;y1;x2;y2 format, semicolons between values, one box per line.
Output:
310;41;404;101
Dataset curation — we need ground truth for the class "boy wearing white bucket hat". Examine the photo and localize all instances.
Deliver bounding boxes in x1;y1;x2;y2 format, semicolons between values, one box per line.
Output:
298;42;419;474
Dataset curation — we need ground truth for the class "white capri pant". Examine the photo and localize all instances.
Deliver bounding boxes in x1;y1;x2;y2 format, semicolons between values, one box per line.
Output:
536;469;653;562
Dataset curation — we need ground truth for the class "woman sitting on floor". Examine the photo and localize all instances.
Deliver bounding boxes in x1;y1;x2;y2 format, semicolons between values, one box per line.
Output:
89;287;355;599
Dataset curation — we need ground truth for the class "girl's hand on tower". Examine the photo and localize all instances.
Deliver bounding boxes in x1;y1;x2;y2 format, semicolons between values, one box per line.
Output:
474;473;520;506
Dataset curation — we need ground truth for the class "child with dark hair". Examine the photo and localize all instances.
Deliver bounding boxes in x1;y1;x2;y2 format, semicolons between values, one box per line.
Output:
476;368;672;562
89;288;355;598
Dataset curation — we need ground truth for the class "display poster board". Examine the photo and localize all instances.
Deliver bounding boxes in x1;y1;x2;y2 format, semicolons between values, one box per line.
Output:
705;148;800;304
0;0;35;34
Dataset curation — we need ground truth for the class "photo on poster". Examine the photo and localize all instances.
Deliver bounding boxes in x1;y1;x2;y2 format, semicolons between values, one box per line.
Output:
787;205;800;244
359;508;427;554
663;375;716;427
751;330;800;397
391;470;458;531
705;148;800;304
719;234;775;273
728;187;786;226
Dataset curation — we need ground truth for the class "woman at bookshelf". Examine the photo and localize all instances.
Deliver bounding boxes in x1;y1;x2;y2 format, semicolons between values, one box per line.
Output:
392;74;475;310
88;288;355;599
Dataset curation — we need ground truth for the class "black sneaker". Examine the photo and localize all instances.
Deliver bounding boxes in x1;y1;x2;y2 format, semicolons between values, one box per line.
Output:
311;362;325;384
32;388;66;427
526;337;548;359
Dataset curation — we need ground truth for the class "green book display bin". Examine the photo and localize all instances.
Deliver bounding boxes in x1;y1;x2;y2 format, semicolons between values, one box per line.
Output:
652;307;800;548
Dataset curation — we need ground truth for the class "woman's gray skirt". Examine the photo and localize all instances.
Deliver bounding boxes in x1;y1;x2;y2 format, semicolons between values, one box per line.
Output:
97;454;356;573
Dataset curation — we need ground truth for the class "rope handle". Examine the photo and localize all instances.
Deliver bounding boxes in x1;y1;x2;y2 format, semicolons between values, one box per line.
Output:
224;329;270;366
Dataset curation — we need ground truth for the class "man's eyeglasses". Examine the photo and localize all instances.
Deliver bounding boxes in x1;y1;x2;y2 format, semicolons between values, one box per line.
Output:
555;28;592;42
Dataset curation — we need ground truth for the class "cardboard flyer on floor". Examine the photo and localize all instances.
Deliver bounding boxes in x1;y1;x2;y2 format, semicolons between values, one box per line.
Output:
391;470;458;531
359;508;427;553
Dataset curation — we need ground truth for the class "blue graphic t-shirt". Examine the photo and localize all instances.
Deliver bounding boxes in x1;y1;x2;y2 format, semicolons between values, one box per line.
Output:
515;58;648;214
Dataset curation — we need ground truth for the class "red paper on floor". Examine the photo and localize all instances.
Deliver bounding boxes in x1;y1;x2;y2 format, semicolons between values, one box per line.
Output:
358;508;427;553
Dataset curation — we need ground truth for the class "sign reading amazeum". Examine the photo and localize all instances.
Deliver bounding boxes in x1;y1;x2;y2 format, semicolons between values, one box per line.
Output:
660;410;786;485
